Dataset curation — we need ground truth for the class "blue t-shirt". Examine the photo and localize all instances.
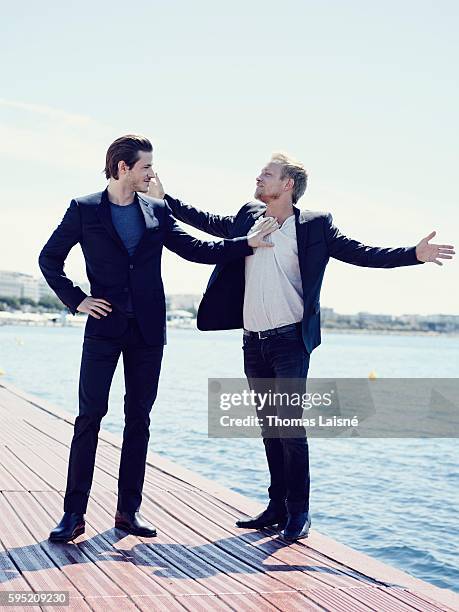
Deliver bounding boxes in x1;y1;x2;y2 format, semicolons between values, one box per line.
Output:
109;198;145;257
109;197;145;315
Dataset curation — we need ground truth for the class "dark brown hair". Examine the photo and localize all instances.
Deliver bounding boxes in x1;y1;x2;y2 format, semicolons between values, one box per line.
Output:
104;135;153;180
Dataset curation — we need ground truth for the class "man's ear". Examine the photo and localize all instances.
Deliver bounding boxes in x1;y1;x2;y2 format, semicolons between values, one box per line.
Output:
284;177;294;193
118;160;128;175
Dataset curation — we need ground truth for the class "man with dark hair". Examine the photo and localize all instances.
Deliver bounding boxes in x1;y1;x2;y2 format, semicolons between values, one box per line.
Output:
150;153;455;542
104;135;153;180
39;135;277;542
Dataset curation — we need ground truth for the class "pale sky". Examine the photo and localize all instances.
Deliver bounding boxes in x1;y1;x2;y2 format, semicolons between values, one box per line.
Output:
1;0;458;315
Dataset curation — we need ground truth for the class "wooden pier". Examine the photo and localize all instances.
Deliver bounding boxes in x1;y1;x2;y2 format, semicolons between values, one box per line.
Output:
0;381;457;611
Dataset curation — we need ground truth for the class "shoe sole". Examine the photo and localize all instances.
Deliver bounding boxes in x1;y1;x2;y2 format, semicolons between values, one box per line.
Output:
280;529;310;542
114;522;157;537
49;525;85;543
236;523;278;529
236;518;287;530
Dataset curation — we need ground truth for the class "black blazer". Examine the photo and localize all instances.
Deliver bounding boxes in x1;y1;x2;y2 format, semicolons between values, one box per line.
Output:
38;189;252;345
164;195;423;354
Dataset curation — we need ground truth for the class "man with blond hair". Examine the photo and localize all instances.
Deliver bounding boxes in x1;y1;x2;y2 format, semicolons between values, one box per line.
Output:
151;153;454;541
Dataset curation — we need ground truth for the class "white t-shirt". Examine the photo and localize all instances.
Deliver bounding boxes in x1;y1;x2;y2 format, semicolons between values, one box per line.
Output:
243;215;304;332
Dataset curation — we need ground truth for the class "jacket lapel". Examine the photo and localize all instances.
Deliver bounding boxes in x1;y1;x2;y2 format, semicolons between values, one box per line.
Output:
96;189;129;253
132;195;161;259
138;195;161;230
252;206;266;221
241;203;266;233
294;206;309;289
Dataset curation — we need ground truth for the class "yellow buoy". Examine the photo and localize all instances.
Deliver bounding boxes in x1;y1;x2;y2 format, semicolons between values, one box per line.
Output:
0;368;5;376
368;370;377;380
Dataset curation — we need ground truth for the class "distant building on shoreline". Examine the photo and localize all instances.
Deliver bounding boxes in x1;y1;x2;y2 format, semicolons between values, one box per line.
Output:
166;294;200;315
0;271;457;334
0;270;41;302
321;307;459;334
0;270;89;304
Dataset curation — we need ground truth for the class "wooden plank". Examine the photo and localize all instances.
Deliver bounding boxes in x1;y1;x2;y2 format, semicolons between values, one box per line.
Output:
21;418;73;448
131;595;204;611
168;488;380;587
0;538;39;596
131;490;396;612
156;492;452;611
195;491;457;612
1;528;88;612
176;594;238;611
5;445;66;492
0;492;85;599
383;587;457;612
248;590;326;611
346;586;442;612
0;448;54;492
136;492;302;595
0;411;49;446
147;488;370;591
6;491;142;611
0;454;25;492
32;490;186;608
214;591;286;611
35;489;213;599
89;488;273;598
8;440;116;495
0;416;65;453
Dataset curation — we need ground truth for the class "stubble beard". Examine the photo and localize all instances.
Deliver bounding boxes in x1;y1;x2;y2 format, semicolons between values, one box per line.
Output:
132;176;149;193
256;189;282;204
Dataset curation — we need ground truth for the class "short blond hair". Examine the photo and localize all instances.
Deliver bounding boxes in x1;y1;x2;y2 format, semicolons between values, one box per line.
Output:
271;152;308;204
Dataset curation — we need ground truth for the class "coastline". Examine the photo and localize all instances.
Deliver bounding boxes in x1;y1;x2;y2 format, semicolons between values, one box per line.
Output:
323;327;459;337
1;315;458;338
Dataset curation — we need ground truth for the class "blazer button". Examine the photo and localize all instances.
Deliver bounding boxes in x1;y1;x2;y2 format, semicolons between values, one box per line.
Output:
129;264;134;270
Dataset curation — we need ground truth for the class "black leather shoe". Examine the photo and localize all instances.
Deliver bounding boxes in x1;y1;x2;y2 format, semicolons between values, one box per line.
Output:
115;511;157;537
49;512;85;542
236;503;287;530
280;511;311;542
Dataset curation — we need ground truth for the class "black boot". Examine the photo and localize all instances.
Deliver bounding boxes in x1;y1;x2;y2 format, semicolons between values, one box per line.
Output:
49;512;85;542
236;502;287;530
280;511;311;541
115;511;157;537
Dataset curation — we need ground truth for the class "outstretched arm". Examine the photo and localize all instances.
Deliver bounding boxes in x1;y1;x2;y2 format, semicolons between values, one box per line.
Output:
324;213;455;268
148;174;236;238
163;206;277;264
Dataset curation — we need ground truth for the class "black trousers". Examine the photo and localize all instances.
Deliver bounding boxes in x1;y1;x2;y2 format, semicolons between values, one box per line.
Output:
243;326;310;514
64;318;164;513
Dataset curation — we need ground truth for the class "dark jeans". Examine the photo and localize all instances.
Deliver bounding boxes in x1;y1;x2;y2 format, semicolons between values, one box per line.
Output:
243;326;310;514
64;318;163;514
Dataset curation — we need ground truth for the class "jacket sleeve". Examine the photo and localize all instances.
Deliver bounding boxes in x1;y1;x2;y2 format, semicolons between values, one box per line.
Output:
38;200;88;314
324;213;424;268
163;205;253;263
164;194;236;238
